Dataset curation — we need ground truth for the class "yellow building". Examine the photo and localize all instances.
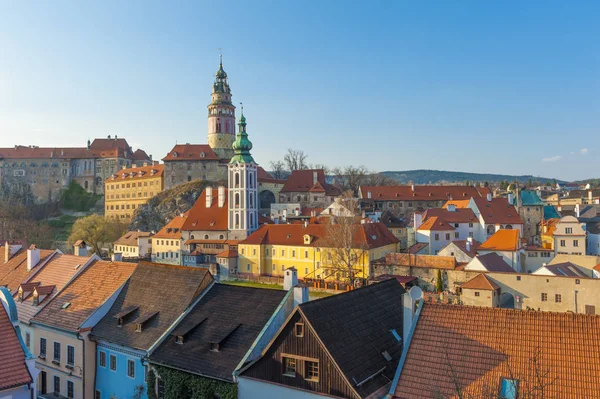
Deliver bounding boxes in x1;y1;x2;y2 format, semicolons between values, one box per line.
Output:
104;163;164;220
151;211;188;265
237;222;398;281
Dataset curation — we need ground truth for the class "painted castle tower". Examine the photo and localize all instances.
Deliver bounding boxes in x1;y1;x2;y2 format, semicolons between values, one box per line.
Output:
228;111;259;240
207;56;236;160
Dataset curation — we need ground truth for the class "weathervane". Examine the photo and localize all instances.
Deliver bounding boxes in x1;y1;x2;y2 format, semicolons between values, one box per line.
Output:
218;48;222;65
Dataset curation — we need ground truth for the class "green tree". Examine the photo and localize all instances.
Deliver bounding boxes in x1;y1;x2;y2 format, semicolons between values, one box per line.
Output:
60;181;98;211
436;269;443;293
68;214;127;255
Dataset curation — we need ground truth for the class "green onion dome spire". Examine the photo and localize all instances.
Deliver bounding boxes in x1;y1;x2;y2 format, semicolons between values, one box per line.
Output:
230;107;255;164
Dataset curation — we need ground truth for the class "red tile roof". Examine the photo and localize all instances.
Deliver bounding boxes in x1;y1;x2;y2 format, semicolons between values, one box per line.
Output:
460;273;500;290
0;249;55;294
0;138;135;160
216;249;238;258
16;253;90;323
162;144;220;162
257;167;285;184
394;304;600;398
153;212;189;239
421;208;478;224
472;197;523;225
0;303;32;391
479;229;521;252
240;222;398;249
360;185;491;202
417;216;456;231
132;149;150;161
280;169;342;196
32;260;137;331
107;164;164;182
181;188;228;232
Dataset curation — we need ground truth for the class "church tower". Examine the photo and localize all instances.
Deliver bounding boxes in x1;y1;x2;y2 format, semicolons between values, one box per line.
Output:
228;111;259;240
207;55;236;160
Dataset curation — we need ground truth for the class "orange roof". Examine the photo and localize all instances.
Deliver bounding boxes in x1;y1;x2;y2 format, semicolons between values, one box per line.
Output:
16;253;91;323
360;185;491;201
181;188;228;232
461;273;500;290
0;138;136;160
257;166;285;184
0;248;54;294
472;197;523;225
0;302;32;391
162;144;219;162
394;304;600;399
153;212;189;239
479;229;521;251
241;222;398;249
106;164;164;182
216;249;238;258
417;216;455;231
442;199;471;209
31;260;137;331
280;169;342;196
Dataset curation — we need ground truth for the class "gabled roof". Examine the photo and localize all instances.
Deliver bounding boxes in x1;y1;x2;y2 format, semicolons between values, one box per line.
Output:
162;144;220;162
0;139;134;160
544;205;561;220
469;252;515;273
535;262;588;277
0;302;32;391
472;197;523;225
380;210;406;228
299;279;405;398
16;253;90;323
479;229;521;252
421;207;478;225
408;243;429;254
0;248;54;293
280;169;342;196
517;190;545;206
150;284;287;382
31;260;137;332
132;149;150;161
181;188;228;232
114;231;154;247
360;185;491;202
92;262;212;351
106;164;163;182
442;239;480;258
393;304;600;399
153;212;189;239
417;216;455;232
461;273;500;290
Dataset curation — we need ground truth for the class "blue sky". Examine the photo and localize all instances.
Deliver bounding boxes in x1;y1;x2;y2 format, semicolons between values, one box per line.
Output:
0;1;598;181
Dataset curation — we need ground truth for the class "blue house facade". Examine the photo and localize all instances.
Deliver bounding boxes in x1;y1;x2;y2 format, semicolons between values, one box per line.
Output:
91;262;213;399
95;342;147;399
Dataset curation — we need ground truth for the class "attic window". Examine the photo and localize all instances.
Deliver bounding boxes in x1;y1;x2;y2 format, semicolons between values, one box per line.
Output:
210;343;220;352
287;234;291;239
390;329;401;342
173;152;178;158
62;302;71;310
295;323;304;337
175;335;185;345
135;311;159;333
200;152;205;158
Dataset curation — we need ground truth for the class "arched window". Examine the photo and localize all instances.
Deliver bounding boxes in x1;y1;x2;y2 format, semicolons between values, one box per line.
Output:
505;224;513;230
235;173;240;187
248;173;253;188
235;193;240;207
204;234;209;240
235;214;240;229
190;235;195;239
219;234;224;240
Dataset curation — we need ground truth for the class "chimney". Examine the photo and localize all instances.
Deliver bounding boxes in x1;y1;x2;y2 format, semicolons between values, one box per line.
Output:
111;252;123;262
403;286;423;340
487;193;492;202
284;267;298;291
465;240;471;252
143;162;148;167
313;171;318;185
413;212;423;230
4;244;9;264
218;186;226;208
206;187;213;208
27;245;40;271
447;204;457;212
367;191;372;199
74;241;88;257
575;204;581;218
411;183;415;192
507;193;514;206
108;135;111;139
589;190;593;203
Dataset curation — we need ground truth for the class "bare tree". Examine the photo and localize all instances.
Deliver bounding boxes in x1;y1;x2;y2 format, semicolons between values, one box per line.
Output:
319;191;367;283
283;148;308;171
269;160;286;179
332;165;396;196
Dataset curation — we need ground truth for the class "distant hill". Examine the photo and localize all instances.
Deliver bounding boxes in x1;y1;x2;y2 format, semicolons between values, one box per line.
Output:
381;170;564;185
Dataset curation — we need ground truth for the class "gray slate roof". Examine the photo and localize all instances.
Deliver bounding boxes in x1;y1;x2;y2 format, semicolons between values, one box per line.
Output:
476;252;515;273
299;278;406;398
149;284;287;382
92;262;212;351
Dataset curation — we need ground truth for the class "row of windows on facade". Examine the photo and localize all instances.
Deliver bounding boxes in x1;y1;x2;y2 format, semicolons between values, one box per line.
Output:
12;169;67;177
106;191;156;201
559;239;581;247
527;252;553;257
171;175;209;183
38;337;75;365
98;350;140;378
281;195;324;202
167;162;215;170
433;231;475;241
47;375;75;399
107;180;158;190
155;252;179;259
4;159;124;168
106;203;144;211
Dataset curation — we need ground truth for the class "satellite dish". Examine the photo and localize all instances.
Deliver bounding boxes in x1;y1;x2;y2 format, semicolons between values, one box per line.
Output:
409;286;423;301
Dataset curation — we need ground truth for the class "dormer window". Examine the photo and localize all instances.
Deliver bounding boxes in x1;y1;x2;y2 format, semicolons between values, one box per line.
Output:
200;152;205;158
175;335;185;344
134;311;159;333
173;152;178;158
295;323;304;337
210;343;220;352
303;234;311;245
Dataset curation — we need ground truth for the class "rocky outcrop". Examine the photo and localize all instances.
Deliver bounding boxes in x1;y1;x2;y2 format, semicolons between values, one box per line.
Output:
129;180;226;233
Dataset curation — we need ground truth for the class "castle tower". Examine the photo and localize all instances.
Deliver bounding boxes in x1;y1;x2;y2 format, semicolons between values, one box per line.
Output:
228;111;259;240
207;55;236;160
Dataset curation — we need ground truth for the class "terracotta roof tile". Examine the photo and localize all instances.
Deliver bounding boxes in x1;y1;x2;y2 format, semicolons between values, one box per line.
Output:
181;188;228;232
479;229;521;252
106;164;164;182
216;249;238;258
162;144;219;162
472;197;524;225
153;212;189;239
0;304;32;391
31;260;137;331
460;273;500;290
421;208;478;224
361;185;491;201
417;216;456;231
394;304;600;399
0;249;54;294
280;169;342;196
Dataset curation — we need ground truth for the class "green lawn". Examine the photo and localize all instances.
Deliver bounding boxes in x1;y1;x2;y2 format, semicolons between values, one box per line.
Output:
222;280;336;300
